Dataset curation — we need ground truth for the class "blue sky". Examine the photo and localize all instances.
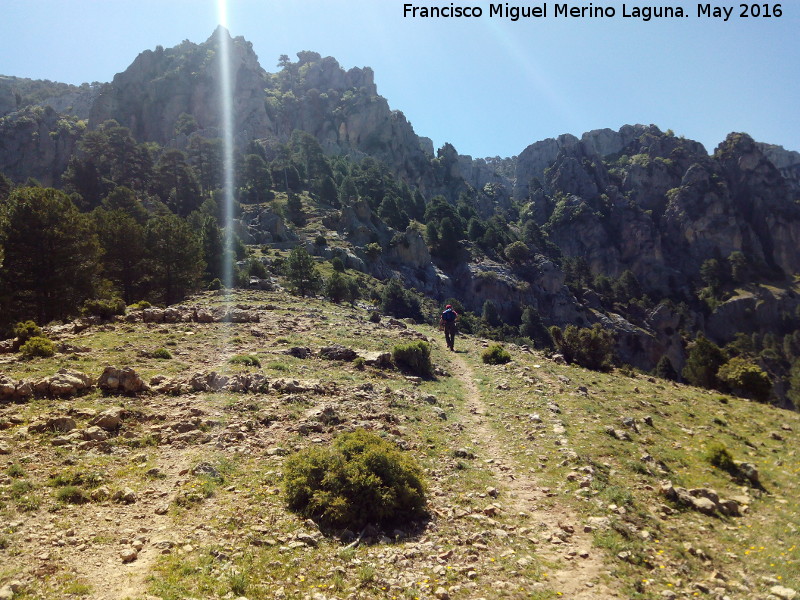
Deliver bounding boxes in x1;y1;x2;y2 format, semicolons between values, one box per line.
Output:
1;0;798;159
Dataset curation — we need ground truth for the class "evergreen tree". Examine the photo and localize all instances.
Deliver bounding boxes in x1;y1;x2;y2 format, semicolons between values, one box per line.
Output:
682;334;726;389
325;271;356;304
101;187;148;224
285;246;322;297
700;258;728;292
614;269;642;302
144;214;204;304
187;135;222;194
153;149;201;216
519;306;551;348
200;216;225;283
62;120;153;207
338;176;358;206
482;300;501;328
315;175;339;207
286;193;304;225
93;207;146;304
727;251;749;283
788;358;800;408
655;355;678;381
437;216;461;258
505;241;531;265
0;187;102;326
380;278;422;320
239;153;273;203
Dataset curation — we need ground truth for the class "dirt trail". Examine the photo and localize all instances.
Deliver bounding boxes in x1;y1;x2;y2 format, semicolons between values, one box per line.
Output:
448;351;621;599
68;448;194;600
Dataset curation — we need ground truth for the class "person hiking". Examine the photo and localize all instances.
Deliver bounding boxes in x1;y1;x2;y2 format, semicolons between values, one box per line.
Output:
440;304;459;351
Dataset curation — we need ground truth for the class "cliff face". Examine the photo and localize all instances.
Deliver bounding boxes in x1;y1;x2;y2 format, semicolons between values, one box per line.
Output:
89;28;272;146
0;105;84;186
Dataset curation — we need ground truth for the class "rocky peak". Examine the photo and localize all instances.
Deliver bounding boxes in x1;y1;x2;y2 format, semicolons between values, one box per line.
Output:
89;27;271;146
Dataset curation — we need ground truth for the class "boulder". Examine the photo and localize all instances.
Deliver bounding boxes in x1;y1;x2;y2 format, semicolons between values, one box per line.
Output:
90;407;126;431
320;344;358;361
29;416;77;434
98;366;148;394
37;369;93;397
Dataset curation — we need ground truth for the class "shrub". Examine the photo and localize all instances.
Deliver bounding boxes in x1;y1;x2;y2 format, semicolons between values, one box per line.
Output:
13;320;41;343
20;336;55;359
369;311;381;323
331;256;346;272
705;442;737;476
325;272;356;304
151;347;172;359
82;297;126;319
284;429;427;529
392;341;433;378
482;344;511;365
7;463;25;478
229;354;261;367
128;300;152;310
56;485;89;504
550;324;615;371
353;357;366;370
380;279;422;321
717;357;772;402
208;278;223;290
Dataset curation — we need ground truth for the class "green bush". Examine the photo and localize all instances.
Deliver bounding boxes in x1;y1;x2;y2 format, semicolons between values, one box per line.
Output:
20;336;55;359
13;320;41;343
550;323;615;371
151;347;172;359
82;297;126;319
229;354;261;367
331;256;346;272
284;429;427;530
705;442;737;476
128;300;152;310
482;344;511;365
392;341;433;378
717;357;771;402
380;279;422;321
56;485;89;504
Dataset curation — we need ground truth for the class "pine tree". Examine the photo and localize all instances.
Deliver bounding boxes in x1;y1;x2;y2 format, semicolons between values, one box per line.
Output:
285;246;322;297
682;334;726;389
144;214;205;304
655;355;678;381
0;187;102;326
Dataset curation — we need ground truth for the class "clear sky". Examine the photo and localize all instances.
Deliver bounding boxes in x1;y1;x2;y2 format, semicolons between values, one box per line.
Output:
1;0;798;159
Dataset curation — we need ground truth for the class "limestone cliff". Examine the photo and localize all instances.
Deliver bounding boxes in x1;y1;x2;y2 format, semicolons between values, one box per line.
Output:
89;27;272;146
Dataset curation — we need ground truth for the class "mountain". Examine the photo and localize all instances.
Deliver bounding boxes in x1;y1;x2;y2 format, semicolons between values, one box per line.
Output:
1;29;800;408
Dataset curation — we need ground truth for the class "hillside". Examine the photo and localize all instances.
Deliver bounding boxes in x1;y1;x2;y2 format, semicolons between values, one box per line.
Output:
1;287;798;600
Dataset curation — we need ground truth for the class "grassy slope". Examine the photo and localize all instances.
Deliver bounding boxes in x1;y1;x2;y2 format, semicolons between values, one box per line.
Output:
0;288;798;600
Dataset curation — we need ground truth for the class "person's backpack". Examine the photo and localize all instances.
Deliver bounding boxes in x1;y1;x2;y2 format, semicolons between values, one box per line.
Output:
442;308;456;322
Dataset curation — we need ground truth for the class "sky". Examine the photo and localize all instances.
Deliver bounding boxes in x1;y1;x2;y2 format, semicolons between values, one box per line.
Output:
1;0;798;159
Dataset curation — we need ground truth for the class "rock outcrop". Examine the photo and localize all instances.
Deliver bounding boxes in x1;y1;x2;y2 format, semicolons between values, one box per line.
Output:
89;27;272;147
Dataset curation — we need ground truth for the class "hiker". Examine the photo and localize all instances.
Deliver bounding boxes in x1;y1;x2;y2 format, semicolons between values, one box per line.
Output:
440;304;459;351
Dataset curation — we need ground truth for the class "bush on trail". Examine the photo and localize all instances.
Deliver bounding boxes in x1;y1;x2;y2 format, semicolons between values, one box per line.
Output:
284;429;427;530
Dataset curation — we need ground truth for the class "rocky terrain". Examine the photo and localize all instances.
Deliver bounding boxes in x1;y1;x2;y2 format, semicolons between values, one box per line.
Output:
1;289;799;600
